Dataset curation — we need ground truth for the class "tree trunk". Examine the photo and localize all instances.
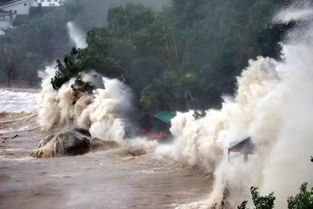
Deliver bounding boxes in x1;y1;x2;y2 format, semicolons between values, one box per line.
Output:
7;69;12;87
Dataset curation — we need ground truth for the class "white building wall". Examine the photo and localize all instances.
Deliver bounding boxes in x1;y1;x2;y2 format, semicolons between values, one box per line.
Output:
0;13;13;34
0;0;30;15
30;0;62;7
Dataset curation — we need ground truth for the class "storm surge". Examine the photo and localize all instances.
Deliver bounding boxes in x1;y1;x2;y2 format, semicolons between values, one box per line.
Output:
38;69;132;144
165;3;313;209
38;20;137;146
35;3;313;209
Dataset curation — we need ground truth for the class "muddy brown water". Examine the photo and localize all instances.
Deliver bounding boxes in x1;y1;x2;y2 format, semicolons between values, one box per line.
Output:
0;112;212;209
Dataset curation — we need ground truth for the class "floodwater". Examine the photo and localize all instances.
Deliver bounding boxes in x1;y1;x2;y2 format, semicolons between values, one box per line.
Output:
0;89;212;209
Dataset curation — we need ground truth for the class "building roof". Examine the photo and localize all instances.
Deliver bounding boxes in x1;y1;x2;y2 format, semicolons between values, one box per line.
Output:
154;112;176;123
228;137;256;154
0;9;11;14
0;9;10;13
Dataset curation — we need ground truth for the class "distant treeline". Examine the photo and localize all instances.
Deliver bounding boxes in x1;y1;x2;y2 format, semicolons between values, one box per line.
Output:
0;0;167;86
0;0;292;112
0;0;79;86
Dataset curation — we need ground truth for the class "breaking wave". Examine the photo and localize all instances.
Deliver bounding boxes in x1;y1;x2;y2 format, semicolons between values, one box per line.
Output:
37;18;157;156
162;3;313;209
0;90;38;113
38;68;131;144
35;2;313;209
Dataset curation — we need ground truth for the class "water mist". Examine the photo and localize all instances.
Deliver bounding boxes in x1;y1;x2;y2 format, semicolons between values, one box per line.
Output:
66;21;88;49
166;3;313;209
36;2;313;209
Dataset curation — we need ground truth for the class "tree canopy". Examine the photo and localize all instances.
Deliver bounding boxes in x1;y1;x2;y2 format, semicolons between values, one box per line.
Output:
1;0;292;113
52;0;291;113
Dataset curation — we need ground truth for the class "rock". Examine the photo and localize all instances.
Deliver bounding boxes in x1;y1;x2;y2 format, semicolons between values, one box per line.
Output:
31;128;91;158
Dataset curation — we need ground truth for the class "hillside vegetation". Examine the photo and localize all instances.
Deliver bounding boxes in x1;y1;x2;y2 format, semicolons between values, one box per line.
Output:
0;0;292;113
52;0;292;113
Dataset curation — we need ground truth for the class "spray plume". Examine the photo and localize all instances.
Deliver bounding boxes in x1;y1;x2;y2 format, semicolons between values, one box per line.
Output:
38;68;132;145
161;3;313;209
66;21;88;49
36;2;313;209
38;16;156;152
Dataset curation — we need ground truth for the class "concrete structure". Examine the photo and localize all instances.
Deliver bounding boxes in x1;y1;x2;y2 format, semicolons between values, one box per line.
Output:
0;9;13;27
0;0;63;33
30;0;63;7
0;9;13;35
0;0;31;16
228;137;256;162
0;0;63;16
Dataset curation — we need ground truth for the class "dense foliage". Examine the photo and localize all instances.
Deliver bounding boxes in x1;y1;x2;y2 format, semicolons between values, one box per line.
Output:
0;1;78;85
238;183;313;209
53;0;292;113
51;48;87;90
0;0;128;85
0;0;167;86
238;158;313;209
288;183;313;209
1;0;293;113
238;187;275;209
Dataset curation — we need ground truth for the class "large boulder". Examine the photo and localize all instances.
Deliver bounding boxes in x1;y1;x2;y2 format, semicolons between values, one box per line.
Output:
31;128;91;158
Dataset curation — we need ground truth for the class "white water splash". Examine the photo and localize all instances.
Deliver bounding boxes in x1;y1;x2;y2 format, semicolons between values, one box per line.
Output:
66;21;88;49
37;2;313;209
37;65;135;146
165;3;313;209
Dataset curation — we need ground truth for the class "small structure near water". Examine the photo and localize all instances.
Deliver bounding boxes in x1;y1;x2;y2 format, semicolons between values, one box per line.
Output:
0;0;64;33
228;137;256;162
138;112;175;141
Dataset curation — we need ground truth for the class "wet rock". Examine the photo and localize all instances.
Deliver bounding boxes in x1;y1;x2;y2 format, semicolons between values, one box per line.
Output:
31;128;91;158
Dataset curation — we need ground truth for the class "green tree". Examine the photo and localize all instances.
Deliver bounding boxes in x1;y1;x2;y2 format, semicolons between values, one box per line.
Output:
237;187;275;209
51;48;88;90
45;0;293;115
288;183;313;209
239;158;313;209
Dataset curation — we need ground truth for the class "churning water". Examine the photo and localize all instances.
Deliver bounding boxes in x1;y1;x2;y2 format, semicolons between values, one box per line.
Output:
2;3;313;209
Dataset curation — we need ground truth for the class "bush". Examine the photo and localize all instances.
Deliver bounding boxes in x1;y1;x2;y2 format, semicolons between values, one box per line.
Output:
239;158;313;209
238;187;275;209
288;183;313;209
